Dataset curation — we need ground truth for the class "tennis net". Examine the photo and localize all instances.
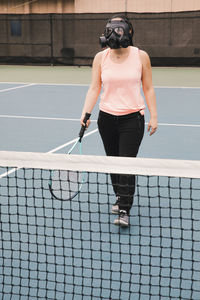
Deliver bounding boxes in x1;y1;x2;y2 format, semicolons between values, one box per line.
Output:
0;151;200;300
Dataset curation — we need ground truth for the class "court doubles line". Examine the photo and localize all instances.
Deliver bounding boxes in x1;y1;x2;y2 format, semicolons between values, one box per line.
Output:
0;83;35;93
47;128;98;154
0;114;199;128
0;128;98;179
0;82;89;87
0;81;200;89
0;114;94;122
157;123;200;128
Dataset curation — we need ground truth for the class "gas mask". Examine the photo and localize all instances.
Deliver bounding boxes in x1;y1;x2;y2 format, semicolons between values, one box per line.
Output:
99;19;132;49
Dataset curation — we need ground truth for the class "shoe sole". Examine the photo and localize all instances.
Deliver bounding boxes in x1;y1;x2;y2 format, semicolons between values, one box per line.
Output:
111;209;119;215
114;219;129;227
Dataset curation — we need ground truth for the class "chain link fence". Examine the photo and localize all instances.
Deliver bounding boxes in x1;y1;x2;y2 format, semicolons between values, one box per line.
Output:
0;11;200;66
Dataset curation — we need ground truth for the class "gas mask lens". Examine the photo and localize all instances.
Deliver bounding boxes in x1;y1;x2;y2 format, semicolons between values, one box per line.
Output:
114;27;124;37
105;26;124;38
104;27;112;37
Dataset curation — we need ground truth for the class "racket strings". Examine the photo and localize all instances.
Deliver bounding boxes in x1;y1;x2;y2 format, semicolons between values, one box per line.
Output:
50;170;83;200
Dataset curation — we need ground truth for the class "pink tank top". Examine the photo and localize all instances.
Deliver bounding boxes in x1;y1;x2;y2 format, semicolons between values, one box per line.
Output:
100;46;145;115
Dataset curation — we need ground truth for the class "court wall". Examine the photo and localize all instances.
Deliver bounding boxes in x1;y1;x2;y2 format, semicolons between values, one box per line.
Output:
0;1;199;66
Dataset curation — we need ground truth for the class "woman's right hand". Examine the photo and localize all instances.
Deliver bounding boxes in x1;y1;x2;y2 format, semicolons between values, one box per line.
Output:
80;115;91;129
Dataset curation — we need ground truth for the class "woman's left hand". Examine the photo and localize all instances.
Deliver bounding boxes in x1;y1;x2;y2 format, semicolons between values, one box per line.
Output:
148;117;158;136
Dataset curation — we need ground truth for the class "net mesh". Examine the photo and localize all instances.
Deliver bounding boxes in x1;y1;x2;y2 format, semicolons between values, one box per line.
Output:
0;151;200;300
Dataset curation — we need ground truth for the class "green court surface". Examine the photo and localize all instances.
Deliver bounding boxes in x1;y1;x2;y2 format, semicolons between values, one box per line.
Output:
0;65;200;87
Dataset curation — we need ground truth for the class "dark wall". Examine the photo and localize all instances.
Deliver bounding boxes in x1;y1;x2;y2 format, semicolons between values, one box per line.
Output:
0;11;199;66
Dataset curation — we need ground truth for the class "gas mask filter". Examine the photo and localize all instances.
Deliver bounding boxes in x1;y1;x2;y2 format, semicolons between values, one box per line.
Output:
99;19;132;49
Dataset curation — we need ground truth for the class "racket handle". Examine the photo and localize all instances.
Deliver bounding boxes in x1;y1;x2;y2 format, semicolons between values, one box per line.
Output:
79;112;91;141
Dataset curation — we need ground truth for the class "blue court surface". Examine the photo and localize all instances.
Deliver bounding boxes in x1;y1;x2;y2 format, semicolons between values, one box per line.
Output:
0;79;200;300
0;81;200;159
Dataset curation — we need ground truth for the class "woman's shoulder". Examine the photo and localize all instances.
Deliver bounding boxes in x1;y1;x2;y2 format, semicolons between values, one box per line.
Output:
93;48;109;65
139;49;149;58
131;46;149;58
129;46;151;70
95;48;109;58
137;48;151;67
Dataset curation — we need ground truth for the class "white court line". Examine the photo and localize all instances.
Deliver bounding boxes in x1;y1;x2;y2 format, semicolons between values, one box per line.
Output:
0;167;18;178
0;83;35;93
0;114;95;122
47;128;98;154
154;86;200;89
158;122;200;128
0;128;98;179
0;81;89;87
0;81;199;89
0;114;199;128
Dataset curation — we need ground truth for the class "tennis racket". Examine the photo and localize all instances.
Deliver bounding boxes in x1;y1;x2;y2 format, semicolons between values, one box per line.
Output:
49;113;91;200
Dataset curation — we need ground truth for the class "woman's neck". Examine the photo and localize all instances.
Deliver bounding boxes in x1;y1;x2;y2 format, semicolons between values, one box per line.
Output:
109;46;131;63
110;46;130;56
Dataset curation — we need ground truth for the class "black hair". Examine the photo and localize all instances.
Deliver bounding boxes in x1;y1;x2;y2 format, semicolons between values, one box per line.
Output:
110;14;134;46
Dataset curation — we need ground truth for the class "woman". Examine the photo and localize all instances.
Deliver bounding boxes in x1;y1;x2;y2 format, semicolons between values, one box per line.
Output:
80;15;157;227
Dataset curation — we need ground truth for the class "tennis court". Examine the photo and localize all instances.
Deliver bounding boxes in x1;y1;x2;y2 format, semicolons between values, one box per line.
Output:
0;66;200;159
0;65;200;300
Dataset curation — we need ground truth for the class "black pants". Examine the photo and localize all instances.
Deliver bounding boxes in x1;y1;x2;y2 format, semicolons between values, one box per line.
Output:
97;110;145;214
